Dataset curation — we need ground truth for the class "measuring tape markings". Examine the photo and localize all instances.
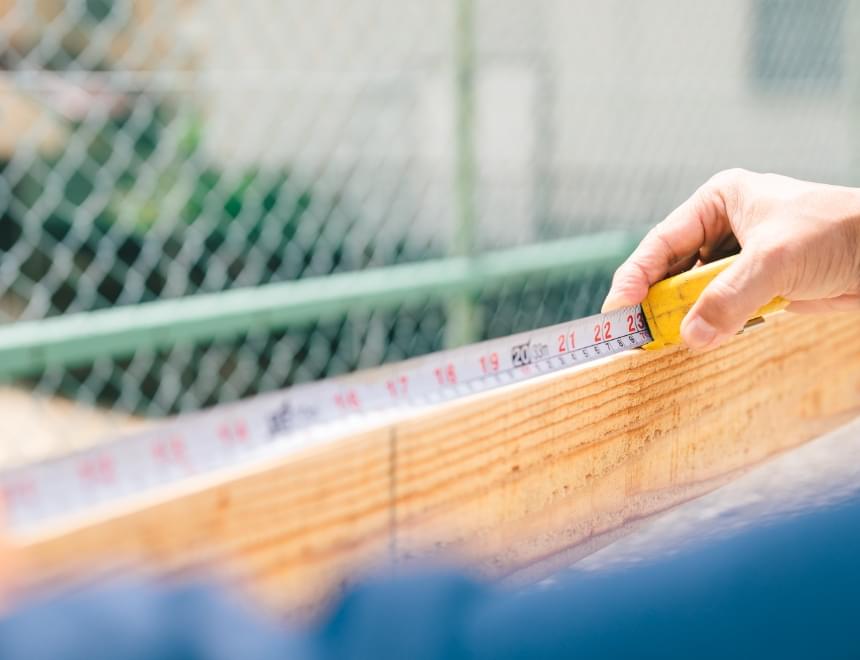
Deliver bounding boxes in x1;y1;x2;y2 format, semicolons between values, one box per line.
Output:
1;305;650;531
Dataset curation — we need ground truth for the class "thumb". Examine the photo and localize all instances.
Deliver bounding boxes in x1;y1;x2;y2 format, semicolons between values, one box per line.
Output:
680;251;781;349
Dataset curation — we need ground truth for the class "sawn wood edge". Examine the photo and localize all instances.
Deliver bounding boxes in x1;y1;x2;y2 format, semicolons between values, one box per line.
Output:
9;312;860;613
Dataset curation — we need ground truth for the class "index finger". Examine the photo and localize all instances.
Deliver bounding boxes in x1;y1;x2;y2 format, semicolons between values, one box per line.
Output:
601;179;734;312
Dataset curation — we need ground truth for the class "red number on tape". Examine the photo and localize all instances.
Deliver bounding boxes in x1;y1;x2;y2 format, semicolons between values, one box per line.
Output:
434;363;458;386
386;375;409;398
78;454;115;485
558;331;576;353
152;437;188;468
218;419;249;446
334;390;361;410
479;352;500;374
3;478;37;504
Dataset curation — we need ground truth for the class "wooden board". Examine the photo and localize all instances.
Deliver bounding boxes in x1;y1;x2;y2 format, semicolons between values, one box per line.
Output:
8;312;860;614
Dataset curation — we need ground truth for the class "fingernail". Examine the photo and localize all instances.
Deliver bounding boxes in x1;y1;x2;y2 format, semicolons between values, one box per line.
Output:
681;316;717;349
601;291;626;313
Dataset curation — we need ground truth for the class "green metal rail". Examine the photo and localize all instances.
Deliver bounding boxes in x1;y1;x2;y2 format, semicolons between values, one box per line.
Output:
447;0;479;348
0;231;640;379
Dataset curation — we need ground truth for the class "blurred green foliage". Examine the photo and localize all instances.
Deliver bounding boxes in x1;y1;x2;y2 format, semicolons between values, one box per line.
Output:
1;96;446;413
6;104;415;312
0;90;612;416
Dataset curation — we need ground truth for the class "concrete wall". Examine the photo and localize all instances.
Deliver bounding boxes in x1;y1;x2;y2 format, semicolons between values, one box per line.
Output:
190;0;860;245
549;0;860;228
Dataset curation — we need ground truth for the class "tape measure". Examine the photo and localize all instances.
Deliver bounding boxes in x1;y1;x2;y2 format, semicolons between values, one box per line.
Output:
0;255;786;532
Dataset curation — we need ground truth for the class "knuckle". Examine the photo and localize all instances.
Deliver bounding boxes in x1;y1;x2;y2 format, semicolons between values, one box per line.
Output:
837;217;860;288
743;196;771;221
645;226;680;264
625;258;648;279
613;259;648;289
754;243;794;291
756;243;789;268
609;262;630;286
715;167;748;183
644;221;670;241
705;277;742;307
706;168;749;193
699;278;745;329
700;168;750;220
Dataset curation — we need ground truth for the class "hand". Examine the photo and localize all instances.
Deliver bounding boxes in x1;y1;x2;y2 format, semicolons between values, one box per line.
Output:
602;169;860;349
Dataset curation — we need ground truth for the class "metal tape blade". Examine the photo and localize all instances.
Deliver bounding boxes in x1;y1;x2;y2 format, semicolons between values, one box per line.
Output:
1;305;651;531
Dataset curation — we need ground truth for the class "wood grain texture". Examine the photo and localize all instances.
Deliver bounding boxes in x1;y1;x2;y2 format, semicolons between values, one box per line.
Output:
10;312;860;613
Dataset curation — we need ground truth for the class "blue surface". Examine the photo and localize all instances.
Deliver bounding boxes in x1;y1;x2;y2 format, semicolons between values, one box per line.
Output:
2;488;860;659
4;424;860;659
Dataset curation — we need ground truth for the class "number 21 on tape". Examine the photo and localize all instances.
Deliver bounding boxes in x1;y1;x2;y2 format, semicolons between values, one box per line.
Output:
558;331;576;353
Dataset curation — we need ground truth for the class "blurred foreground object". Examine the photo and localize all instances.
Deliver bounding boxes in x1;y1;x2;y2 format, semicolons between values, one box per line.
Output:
3;417;860;659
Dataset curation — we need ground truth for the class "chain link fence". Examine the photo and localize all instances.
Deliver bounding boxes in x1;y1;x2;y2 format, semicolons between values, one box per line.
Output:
2;0;860;463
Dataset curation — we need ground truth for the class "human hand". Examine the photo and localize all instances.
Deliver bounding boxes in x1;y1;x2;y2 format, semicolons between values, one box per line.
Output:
602;169;860;349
